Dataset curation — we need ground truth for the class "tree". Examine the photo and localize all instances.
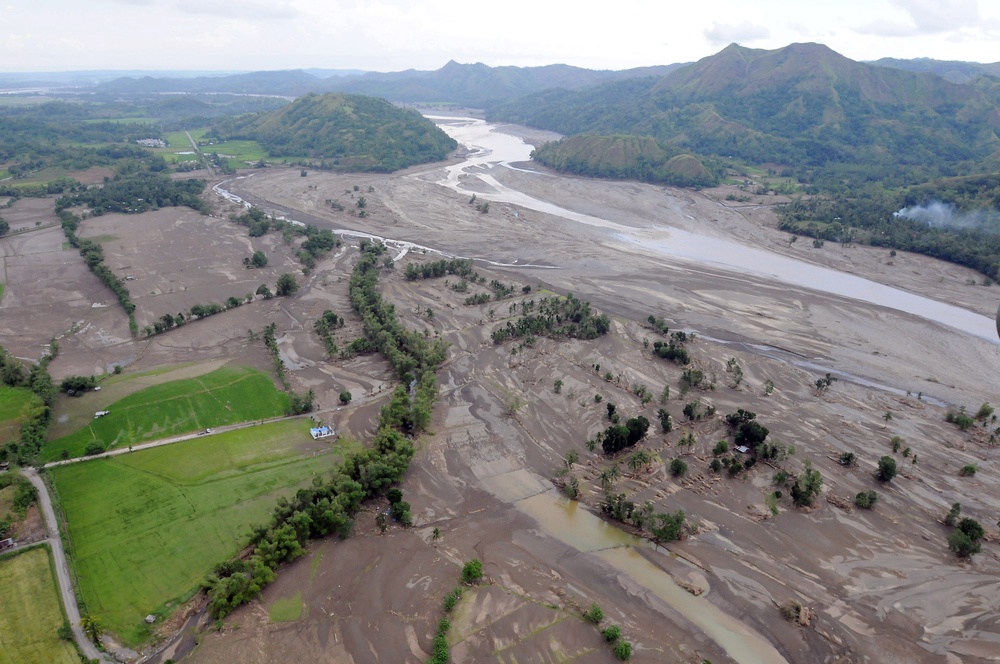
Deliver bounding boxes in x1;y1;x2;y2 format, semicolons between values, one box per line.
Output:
276;273;299;296
876;456;897;483
339;390;352;404
602;625;621;643
613;641;633;661
255;283;273;299
461;559;483;584
250;250;268;268
948;528;982;558
0;219;8;236
80;614;103;644
627;450;650;474
670;458;688;477
650;511;685;543
656;408;672;433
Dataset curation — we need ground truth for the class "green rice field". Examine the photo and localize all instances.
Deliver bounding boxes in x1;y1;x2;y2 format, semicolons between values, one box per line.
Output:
0;547;79;664
42;365;289;462
50;418;346;645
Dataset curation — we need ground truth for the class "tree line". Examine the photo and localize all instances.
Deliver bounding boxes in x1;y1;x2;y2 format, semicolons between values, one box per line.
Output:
491;294;611;344
203;241;449;618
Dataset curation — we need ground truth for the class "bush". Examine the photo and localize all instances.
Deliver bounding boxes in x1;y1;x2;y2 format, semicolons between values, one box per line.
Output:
960;464;977;477
876;456;897;483
339;390;352;405
709;458;722;473
948;529;981;558
461;559;483;585
669;458;688;477
613;641;633;660
84;441;104;456
601;625;621;643
854;490;878;509
583;602;603;624
443;587;463;612
712;440;728;456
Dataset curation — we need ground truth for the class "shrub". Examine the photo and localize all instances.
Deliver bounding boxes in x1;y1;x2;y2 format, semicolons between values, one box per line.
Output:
84;441;104;456
339;391;352;404
461;559;483;585
960;464;977;477
613;641;633;660
601;625;621;643
713;440;728;456
670;459;688;477
583;602;603;624
854;490;878;509
876;456;897;483
709;458;722;472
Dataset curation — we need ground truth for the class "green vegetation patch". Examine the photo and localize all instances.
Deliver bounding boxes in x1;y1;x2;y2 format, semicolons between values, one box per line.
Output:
42;366;289;461
50;419;342;645
0;547;79;664
0;384;37;423
268;590;303;623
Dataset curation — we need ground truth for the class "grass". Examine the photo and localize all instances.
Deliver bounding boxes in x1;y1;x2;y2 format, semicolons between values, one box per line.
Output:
0;384;36;422
42;365;289;462
268;590;303;622
0;282;4;301
50;418;347;646
0;385;39;442
0;546;79;664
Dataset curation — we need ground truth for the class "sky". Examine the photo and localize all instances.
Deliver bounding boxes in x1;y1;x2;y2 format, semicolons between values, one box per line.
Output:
2;0;999;73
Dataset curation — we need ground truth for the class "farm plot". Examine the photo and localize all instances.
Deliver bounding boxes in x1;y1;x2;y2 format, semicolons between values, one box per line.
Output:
50;418;345;646
0;547;79;664
42;365;289;462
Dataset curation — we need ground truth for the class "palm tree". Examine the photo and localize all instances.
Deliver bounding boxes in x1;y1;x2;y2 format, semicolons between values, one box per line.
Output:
628;450;651;474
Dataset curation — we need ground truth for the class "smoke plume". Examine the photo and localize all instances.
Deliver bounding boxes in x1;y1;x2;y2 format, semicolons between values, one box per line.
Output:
894;200;1000;231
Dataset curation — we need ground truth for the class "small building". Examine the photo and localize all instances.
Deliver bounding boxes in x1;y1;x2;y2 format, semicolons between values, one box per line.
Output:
310;425;335;440
95;410;110;418
0;538;14;551
735;445;750;454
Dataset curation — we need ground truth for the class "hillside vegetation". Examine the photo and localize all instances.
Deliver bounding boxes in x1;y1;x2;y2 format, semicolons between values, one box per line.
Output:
532;134;720;187
491;43;1000;190
209;93;456;171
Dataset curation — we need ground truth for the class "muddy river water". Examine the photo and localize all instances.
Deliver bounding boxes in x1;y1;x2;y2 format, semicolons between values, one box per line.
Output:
430;116;998;344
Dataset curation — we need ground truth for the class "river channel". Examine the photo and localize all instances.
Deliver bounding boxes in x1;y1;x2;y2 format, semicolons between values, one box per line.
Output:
429;116;998;344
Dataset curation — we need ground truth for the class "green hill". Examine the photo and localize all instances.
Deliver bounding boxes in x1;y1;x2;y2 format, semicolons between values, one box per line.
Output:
532;134;719;187
490;42;1000;189
210;93;457;172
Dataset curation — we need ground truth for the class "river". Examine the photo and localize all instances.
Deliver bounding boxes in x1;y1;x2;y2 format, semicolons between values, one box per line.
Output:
428;116;998;344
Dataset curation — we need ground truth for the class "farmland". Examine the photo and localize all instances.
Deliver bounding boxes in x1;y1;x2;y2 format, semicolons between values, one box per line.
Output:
0;547;79;664
42;365;289;462
49;418;346;645
0;385;38;442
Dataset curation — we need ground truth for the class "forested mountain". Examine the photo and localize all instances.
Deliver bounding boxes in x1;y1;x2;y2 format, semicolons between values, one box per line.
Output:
91;61;686;107
208;93;456;171
329;60;685;107
870;57;1000;84
490;43;1000;190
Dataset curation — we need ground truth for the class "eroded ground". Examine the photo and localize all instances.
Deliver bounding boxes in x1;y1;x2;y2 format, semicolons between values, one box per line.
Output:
3;147;999;664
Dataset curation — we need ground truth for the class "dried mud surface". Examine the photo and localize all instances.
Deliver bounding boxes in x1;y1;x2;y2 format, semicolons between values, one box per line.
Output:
183;162;1000;664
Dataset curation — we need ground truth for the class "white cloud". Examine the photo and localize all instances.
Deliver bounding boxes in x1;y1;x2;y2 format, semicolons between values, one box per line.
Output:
172;0;297;19
859;0;981;36
704;21;771;45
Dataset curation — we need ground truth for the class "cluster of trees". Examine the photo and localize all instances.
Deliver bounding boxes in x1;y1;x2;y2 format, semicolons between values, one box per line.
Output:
599;415;650;455
204;240;446;618
59;209;138;335
490;294;611;344
55;173;208;216
403;258;474;281
601;493;685;544
0;343;56;464
243;251;268;269
349;240;449;381
652;332;691;365
313;310;344;357
60;375;97;395
778;189;1000;282
297;226;340;272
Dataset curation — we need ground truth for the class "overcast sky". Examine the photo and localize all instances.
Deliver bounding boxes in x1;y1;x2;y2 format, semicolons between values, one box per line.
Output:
3;0;999;73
